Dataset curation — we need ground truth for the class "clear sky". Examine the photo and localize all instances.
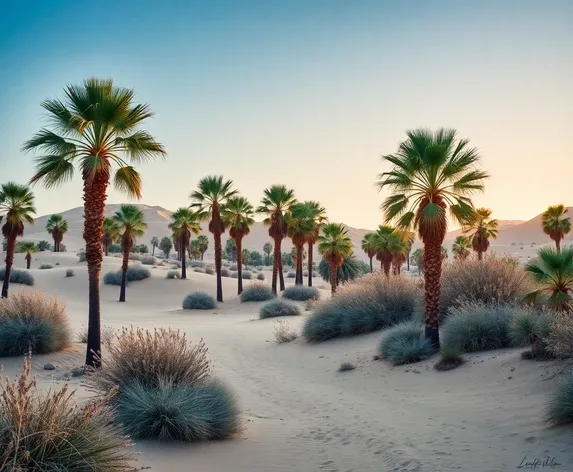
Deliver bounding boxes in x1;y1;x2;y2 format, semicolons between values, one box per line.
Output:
1;0;571;228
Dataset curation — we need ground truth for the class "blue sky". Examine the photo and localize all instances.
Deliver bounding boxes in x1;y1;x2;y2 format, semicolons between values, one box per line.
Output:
1;0;572;228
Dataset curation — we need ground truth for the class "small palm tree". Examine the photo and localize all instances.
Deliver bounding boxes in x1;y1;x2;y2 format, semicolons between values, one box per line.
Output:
45;214;68;252
257;185;297;294
113;205;147;302
525;247;573;311
304;201;326;287
542;204;571;252
387;232;408;275
287;203;316;286
378;128;488;348
318;223;353;294
0;183;36;298
452;235;471;261
242;249;251;267
371;225;395;276
411;248;424;274
463;208;498;260
263;242;273;265
150;236;159;256
197;234;209;260
191;176;237;302
169;208;201;280
361;233;376;273
222;196;255;294
102;218;120;256
18;241;38;269
25;78;165;367
189;239;201;260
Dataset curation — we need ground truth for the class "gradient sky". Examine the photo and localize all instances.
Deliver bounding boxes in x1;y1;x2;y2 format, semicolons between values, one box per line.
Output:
1;0;572;228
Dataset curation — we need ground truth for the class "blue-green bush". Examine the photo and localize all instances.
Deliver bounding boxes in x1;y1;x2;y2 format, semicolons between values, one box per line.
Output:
259;299;300;319
190;261;205;268
378;322;433;365
103;266;151;285
283;285;319;301
65;269;75;277
221;268;231;277
205;267;215;275
240;283;275;302
194;268;206;274
547;373;573;425
167;270;180;279
241;271;252;280
256;272;265;281
0;267;35;286
39;263;53;270
287;271;296;278
183;292;216;310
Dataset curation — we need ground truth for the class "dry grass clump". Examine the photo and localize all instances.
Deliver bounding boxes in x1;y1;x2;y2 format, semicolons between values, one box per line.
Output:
191;261;205;268
547;312;573;359
39;263;53;270
434;345;465;371
259;300;300;319
65;268;75;277
0;267;35;286
0;291;71;357
0;358;137;471
273;320;298;343
440;257;530;320
166;270;180;279
194;267;206;274
205;267;215;275
338;362;355;372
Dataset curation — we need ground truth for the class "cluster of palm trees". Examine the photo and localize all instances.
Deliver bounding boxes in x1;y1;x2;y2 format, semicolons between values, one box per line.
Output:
360;226;414;276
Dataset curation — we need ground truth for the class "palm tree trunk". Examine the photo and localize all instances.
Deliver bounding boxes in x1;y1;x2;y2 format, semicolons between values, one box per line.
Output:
214;232;223;302
152;245;155;256
236;237;243;295
369;256;373;273
556;239;561;253
295;244;303;286
329;262;337;294
279;253;285;291
181;235;187;280
83;171;108;368
423;240;442;350
119;248;129;302
1;236;16;298
477;250;483;261
26;254;31;270
271;237;281;294
307;243;314;287
406;250;410;271
383;261;391;277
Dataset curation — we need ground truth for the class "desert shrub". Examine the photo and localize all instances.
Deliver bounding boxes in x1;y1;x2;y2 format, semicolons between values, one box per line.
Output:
222;262;230;268
303;274;421;343
103;266;151;285
221;268;231;277
183;292;216;310
305;298;319;311
287;271;296;278
256;272;265;281
441;303;513;353
140;255;157;265
194;268;206;274
65;268;75;277
0;267;35;286
77;250;86;262
171;260;182;269
547;373;573;425
240;283;275;302
318;254;365;284
259;299;300;319
39;263;53;270
205;267;215;275
167;270;180;279
547;312;573;359
283;285;320;301
77;325;116;344
242;270;252;279
338;362;355;372
0;359;136;471
190;261;205;268
113;380;239;442
509;307;557;359
230;264;237;271
378;322;433;365
434;345;465;371
231;271;238;279
440;257;530;320
303;270;309;277
0;291;70;357
273;320;298;343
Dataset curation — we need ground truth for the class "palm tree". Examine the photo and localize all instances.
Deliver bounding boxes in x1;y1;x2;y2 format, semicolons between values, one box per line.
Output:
263;242;273;265
18;241;38;270
150;236;159;256
169;208;201;280
257;185;297;294
463;208;498;260
0;183;36;298
371;225;395;276
411;248;424;274
401;230;415;271
387;232;408;275
113;205;146;302
242;249;251;267
191;176;237;302
45;214;68;252
189;239;201;260
304;201;326;287
452;235;471;261
318;223;352;294
378;128;488;349
102;217;120;256
25;78;165;367
197;235;209;260
525;247;573;311
223;196;255;295
361;233;376;273
287;203;315;286
542;204;571;252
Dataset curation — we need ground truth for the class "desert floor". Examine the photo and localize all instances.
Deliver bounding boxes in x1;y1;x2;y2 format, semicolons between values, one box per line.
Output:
1;251;572;472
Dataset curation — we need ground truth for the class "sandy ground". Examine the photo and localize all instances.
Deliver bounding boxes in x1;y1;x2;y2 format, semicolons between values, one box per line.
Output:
1;251;573;472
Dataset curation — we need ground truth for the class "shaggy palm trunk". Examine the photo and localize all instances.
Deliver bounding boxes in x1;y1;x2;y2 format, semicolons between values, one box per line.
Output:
181;235;187;280
423;239;442;350
383;261;391;277
214;232;223;302
83;171;108;368
369;256;373;273
1;236;16;298
477;250;483;261
279;254;285;291
236;238;243;295
329;262;337;294
406;251;410;271
26;253;31;270
119;246;129;302
152;245;155;256
104;240;109;256
556;239;561;253
271;237;281;294
307;243;314;287
295;244;304;286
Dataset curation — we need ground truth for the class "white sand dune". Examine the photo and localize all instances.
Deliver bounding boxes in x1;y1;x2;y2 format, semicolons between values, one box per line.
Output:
1;251;572;472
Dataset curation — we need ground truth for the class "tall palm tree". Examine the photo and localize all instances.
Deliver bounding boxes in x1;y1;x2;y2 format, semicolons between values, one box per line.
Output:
525;247;573;311
113;205;146;302
169;208;201;280
197;234;209;260
191;176;237;302
378;128;488;349
257;185;297;294
452;235;471;261
263;242;272;265
304;201;326;287
361;233;376;273
45;214;68;252
387;232;408;275
287;203;315;286
18;241;38;270
542;204;571;252
223;196;255;294
150;236;159;256
371;225;395;276
25;78;165;367
102;217;120;256
0;183;36;298
463;208;498;260
318;223;352;294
